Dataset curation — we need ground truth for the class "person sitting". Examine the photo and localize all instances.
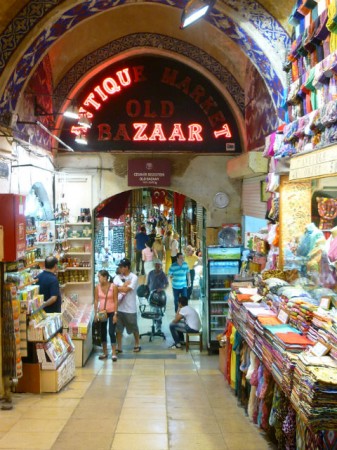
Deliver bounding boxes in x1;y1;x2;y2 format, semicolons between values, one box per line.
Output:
169;296;201;349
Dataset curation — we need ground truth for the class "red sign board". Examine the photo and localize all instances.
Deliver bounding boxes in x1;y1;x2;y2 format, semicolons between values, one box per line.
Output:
0;194;26;261
128;159;171;187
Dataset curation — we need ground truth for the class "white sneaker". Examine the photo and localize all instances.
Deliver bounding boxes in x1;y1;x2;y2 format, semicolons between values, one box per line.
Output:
168;343;181;349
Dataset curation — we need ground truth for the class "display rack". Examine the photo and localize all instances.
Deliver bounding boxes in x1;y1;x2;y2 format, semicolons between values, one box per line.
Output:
4;267;75;393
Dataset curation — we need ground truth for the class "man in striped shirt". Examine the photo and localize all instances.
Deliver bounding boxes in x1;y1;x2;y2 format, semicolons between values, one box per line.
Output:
168;252;191;312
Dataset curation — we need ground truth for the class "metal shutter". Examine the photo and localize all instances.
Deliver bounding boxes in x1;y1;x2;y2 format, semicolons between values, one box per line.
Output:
242;176;267;219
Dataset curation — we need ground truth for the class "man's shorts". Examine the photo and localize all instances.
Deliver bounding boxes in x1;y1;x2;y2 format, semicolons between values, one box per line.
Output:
116;312;139;334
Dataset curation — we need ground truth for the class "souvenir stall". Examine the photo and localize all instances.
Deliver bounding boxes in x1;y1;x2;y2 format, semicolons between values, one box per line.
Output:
221;154;337;448
0;193;76;394
220;131;337;448
218;0;337;444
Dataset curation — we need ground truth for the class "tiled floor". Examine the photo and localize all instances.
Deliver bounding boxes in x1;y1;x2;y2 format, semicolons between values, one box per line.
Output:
0;292;275;449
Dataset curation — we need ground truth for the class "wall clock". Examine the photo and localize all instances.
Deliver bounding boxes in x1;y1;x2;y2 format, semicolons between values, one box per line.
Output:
213;192;229;208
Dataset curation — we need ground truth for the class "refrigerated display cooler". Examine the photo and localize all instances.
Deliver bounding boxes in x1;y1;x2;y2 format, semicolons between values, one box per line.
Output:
205;246;241;352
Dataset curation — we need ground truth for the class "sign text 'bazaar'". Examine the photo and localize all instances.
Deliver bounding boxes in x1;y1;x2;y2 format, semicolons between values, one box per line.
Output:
61;55;241;153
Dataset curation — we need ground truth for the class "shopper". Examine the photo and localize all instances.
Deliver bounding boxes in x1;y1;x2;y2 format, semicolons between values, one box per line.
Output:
147;227;157;248
147;259;169;292
93;270;118;361
170;232;179;263
168;252;191;312
147;259;169;331
184;245;199;300
35;256;62;313
152;234;165;262
134;226;149;275
115;258;141;353
142;241;154;276
169;296;201;349
163;230;173;274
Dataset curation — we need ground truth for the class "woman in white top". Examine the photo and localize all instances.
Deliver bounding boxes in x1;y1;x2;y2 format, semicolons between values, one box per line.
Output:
170;232;179;263
142;242;154;276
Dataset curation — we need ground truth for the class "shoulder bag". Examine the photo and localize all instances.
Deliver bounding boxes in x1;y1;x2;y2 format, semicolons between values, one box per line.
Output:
97;283;110;322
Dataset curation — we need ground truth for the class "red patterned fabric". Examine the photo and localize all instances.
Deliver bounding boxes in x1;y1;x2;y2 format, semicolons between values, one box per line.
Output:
174;192;185;217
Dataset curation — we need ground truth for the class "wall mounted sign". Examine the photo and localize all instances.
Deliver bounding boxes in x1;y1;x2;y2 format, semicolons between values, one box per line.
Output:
289;146;337;180
128;159;171;186
60;55;241;153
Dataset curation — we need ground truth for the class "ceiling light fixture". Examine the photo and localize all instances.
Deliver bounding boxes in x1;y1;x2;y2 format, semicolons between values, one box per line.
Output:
31;95;80;120
75;133;88;145
63;104;80;119
180;0;215;29
78;115;92;129
36;121;74;152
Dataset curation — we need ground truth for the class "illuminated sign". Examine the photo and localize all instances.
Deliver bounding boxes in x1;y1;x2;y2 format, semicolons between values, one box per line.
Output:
61;55;241;153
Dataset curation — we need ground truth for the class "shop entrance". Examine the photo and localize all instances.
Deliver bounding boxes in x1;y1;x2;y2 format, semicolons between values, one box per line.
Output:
93;188;206;298
93;188;206;348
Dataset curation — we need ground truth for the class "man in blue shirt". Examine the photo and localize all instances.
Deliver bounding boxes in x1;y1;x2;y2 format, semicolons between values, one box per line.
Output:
168;252;191;312
134;226;149;275
36;256;62;313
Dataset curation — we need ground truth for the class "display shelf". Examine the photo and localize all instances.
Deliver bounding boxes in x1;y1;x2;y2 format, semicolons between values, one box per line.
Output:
66;252;91;255
40;352;75;393
65;281;91;285
67;238;91;241
210;288;231;292
65;267;91;270
206;251;241;352
67;222;92;226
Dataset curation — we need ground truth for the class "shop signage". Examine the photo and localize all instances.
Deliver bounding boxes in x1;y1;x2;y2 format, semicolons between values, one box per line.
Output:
289;146;337;180
128;159;171;186
60;55;241;153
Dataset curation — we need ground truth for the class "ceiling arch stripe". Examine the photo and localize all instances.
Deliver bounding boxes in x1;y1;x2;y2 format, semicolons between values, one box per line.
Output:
0;0;289;116
0;0;60;73
53;33;245;115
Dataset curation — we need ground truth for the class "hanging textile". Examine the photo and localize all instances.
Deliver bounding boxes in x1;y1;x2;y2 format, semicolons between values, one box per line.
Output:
151;189;166;206
173;192;185;217
96;191;131;219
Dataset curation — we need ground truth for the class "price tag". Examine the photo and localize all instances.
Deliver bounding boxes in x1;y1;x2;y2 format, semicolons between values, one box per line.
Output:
277;309;289;324
311;341;330;357
320;297;331;310
251;294;262;303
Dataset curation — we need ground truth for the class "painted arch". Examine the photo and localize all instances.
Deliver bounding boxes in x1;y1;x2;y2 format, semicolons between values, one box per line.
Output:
0;0;290;119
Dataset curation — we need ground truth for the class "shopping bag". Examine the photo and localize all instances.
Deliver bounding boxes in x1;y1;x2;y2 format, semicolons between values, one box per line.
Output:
92;320;102;347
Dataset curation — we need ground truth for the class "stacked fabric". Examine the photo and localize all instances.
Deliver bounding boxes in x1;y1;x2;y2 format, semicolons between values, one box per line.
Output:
273;332;314;353
308;309;337;361
291;353;337;431
277;297;317;334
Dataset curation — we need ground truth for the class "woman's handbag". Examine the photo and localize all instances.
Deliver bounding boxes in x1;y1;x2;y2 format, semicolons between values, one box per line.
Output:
97;310;108;322
97;283;110;322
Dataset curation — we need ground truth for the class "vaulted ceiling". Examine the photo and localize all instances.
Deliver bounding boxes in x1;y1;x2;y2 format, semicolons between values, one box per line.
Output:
0;0;295;151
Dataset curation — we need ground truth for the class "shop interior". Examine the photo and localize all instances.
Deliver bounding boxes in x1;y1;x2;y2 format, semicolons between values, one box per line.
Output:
0;183;207;395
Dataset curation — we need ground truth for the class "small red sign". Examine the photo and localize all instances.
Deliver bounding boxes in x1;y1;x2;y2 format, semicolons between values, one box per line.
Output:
128;159;171;187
